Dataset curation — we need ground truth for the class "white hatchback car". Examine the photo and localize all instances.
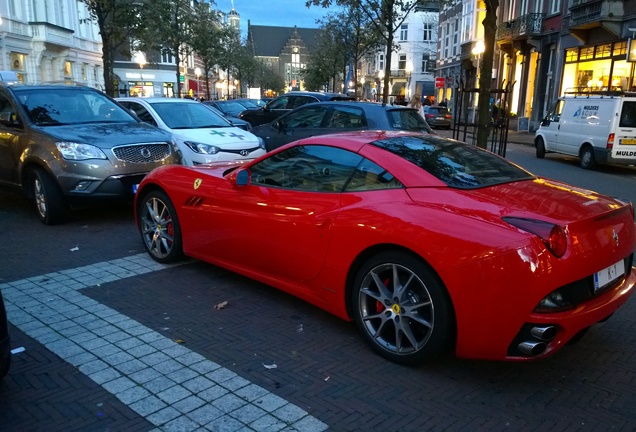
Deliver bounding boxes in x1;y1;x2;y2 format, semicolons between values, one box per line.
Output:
117;97;266;165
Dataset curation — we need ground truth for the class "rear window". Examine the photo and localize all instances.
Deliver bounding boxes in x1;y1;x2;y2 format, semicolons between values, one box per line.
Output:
386;109;433;133
371;135;534;189
427;107;450;115
619;102;636;127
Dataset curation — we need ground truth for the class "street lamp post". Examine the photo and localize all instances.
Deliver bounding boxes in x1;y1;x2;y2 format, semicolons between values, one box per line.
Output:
194;67;201;99
471;40;485;125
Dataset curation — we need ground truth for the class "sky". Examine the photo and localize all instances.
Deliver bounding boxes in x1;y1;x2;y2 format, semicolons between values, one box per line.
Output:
217;0;341;37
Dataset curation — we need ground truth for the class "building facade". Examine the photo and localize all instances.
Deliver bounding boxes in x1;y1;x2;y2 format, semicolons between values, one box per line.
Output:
0;0;103;88
496;0;636;131
368;4;439;103
247;23;320;94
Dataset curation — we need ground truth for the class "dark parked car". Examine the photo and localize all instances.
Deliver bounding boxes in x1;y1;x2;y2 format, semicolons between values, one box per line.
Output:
206;100;257;118
0;83;182;224
250;101;434;151
0;290;10;380
202;103;252;130
238;91;354;127
423;105;452;129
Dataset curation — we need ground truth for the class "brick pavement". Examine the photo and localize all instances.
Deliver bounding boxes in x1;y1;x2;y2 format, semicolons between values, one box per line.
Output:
1;254;327;431
2;159;636;431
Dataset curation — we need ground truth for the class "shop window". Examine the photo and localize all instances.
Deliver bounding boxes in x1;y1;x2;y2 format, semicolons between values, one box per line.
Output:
613;41;627;57
10;53;26;72
565;48;578;63
579;47;594;60
595;44;611;58
64;61;73;78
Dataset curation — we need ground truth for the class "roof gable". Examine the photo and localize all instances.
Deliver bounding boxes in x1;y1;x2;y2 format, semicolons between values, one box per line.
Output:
248;24;321;57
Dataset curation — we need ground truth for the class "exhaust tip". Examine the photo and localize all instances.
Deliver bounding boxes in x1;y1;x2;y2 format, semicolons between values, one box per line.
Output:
518;341;547;356
530;325;557;341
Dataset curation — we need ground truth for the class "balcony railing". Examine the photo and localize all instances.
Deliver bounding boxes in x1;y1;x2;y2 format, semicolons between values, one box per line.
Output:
569;0;602;26
496;13;544;42
29;22;74;47
390;70;407;78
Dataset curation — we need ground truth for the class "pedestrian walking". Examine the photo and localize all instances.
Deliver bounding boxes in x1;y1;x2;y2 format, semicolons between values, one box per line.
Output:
409;94;426;118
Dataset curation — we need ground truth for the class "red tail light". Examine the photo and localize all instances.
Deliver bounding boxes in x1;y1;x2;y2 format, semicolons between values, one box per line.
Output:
607;133;614;149
503;217;568;258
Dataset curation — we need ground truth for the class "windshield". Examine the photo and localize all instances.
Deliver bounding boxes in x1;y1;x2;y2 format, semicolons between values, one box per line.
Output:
372;135;534;189
150;101;230;129
17;88;135;126
386;109;433;133
215;101;249;115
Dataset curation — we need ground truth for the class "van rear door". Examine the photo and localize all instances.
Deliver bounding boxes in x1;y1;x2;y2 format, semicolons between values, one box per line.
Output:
613;100;636;160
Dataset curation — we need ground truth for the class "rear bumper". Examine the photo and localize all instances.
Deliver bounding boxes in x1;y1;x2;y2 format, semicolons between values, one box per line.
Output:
503;267;636;360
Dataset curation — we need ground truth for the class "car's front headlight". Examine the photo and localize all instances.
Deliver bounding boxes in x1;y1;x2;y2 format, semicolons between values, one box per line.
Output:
184;141;220;154
56;142;107;160
257;137;266;150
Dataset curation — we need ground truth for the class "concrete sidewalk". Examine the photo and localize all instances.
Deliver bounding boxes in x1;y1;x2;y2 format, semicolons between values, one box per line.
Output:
436;127;535;146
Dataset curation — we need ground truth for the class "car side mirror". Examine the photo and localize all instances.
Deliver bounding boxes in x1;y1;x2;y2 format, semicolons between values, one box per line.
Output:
0;111;19;127
233;169;250;187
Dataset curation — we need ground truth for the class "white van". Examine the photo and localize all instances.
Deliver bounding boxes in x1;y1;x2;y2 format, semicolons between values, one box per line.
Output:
534;92;636;169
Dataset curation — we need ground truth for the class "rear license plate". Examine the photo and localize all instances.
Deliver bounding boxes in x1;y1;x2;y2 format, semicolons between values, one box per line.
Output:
620;138;636;145
594;259;625;292
436;116;444;120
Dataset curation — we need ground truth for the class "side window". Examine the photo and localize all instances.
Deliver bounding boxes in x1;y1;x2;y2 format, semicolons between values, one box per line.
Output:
547;100;563;122
0;93;21;127
249;144;363;192
268;97;289;110
123;102;157;126
283;105;327;129
619;101;636;127
325;106;368;129
289;96;316;109
345;158;403;192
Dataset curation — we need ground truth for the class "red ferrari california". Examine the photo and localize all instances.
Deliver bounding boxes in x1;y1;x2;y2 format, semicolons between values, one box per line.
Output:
135;131;636;364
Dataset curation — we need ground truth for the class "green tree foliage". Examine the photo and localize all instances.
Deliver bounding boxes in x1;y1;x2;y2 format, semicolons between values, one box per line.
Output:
189;3;229;100
302;25;345;92
80;0;145;96
142;0;197;97
307;0;420;103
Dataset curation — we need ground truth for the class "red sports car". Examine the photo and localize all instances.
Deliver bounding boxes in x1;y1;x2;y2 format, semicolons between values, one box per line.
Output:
135;131;636;364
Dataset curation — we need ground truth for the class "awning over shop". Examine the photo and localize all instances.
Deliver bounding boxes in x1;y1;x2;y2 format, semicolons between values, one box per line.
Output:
188;79;198;90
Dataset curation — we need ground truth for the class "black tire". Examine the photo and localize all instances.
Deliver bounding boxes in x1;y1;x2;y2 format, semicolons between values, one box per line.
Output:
351;251;454;365
535;137;546;159
137;190;184;263
579;145;596;170
30;167;68;225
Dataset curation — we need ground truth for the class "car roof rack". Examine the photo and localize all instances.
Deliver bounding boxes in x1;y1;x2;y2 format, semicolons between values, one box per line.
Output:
563;87;636;98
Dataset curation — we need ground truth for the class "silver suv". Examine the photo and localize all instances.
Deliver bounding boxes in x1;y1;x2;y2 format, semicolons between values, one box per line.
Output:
0;83;182;224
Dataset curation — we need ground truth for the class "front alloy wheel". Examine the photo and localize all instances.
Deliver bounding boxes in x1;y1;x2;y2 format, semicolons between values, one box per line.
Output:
352;252;453;365
138;191;183;263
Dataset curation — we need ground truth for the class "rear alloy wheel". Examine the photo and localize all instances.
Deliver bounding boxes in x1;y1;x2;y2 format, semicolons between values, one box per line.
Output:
535;137;546;159
31;168;68;225
352;252;453;365
138;190;183;263
579;145;596;170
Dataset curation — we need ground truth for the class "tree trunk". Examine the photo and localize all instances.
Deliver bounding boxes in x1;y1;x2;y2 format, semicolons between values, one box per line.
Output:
476;0;499;150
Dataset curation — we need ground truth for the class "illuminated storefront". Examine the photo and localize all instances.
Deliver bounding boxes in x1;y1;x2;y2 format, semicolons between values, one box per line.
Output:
561;40;636;94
